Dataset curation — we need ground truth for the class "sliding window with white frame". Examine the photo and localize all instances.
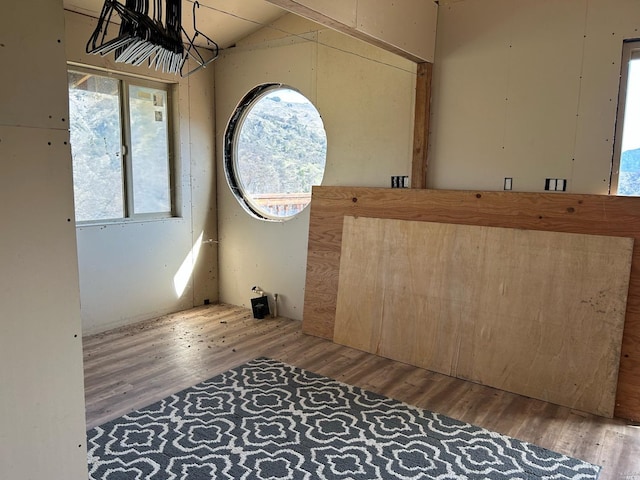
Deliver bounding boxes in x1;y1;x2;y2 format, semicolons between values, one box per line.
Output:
67;67;175;222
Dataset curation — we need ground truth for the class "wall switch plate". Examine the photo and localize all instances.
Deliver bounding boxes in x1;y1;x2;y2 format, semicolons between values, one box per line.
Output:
391;175;409;188
545;178;567;191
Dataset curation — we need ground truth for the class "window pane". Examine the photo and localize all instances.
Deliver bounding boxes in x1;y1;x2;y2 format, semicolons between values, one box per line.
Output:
619;56;640;196
234;88;327;219
68;72;124;221
129;85;171;214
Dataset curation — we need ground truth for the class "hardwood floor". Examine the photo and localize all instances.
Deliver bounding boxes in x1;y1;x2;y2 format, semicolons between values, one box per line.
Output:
83;303;640;479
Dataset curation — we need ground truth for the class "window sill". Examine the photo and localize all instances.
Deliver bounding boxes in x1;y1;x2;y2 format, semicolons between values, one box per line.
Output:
75;215;182;229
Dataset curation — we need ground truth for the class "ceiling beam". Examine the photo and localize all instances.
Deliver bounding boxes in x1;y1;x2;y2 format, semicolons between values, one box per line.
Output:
265;0;437;63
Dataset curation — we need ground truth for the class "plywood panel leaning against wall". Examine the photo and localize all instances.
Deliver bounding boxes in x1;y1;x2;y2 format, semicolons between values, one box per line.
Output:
334;216;633;417
302;186;640;421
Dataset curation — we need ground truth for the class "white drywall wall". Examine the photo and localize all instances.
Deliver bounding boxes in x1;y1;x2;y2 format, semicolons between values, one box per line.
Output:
430;0;640;194
215;14;416;320
0;1;88;478
65;11;218;334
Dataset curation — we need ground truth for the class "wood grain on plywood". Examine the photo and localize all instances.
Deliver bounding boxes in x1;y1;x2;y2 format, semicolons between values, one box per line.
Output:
303;186;640;420
334;216;632;417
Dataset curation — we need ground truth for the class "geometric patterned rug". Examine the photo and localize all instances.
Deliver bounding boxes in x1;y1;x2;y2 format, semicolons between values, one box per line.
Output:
87;357;601;479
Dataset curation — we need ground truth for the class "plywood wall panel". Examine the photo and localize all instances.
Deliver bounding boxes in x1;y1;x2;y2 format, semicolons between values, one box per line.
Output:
456;224;632;417
303;186;640;420
302;208;343;337
335;218;468;375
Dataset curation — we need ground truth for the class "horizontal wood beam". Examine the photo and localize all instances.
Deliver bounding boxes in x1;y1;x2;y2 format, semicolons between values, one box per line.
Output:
265;0;435;63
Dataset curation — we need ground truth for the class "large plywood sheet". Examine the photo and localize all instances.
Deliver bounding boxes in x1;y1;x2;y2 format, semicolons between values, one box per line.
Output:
334;215;633;417
301;187;640;420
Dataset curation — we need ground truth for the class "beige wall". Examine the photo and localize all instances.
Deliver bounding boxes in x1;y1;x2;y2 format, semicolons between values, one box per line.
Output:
65;12;218;334
215;14;416;320
430;0;640;194
0;1;88;478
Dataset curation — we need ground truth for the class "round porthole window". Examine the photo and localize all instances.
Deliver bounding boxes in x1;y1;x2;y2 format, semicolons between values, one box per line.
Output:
224;84;328;220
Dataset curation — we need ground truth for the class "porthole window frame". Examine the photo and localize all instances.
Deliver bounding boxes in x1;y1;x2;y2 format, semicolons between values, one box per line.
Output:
224;83;327;222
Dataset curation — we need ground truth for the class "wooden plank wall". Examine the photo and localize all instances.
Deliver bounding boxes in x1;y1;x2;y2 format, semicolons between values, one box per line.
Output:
302;186;640;420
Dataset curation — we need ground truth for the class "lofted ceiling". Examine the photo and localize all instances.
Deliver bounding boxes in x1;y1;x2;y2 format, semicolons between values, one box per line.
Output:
63;0;289;50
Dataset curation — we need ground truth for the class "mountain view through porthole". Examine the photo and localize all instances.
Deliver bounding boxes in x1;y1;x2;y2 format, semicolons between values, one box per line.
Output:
234;88;327;219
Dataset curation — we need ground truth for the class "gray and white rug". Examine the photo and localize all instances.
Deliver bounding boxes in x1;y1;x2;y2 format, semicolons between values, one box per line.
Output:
87;357;601;479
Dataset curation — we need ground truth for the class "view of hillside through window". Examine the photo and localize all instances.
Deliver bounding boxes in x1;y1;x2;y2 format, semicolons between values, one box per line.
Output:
68;70;172;222
619;55;640;196
233;87;327;219
128;85;171;214
68;73;124;221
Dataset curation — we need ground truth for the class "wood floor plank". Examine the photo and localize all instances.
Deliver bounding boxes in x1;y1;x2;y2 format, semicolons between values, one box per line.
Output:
83;304;640;478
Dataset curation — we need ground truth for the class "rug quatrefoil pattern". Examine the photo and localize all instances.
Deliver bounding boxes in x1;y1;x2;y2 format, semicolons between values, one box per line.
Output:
87;357;601;479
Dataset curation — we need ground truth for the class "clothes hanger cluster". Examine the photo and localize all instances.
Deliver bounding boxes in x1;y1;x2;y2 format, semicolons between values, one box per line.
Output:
86;0;219;76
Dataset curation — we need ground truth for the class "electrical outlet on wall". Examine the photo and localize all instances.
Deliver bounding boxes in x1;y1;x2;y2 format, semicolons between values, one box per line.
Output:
544;178;567;191
504;177;513;190
391;176;409;188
